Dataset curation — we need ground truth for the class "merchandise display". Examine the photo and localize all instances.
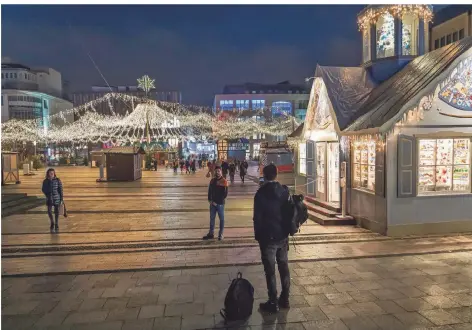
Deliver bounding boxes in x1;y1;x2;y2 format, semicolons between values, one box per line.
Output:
317;144;325;194
352;141;376;191
418;138;470;193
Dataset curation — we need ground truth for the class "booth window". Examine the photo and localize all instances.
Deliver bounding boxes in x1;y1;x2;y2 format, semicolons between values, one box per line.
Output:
402;13;418;55
236;100;249;111
299;143;306;175
352;141;376;191
418;138;470;194
376;12;395;59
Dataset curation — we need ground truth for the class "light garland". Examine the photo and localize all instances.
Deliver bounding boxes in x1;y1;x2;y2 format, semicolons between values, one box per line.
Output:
1;93;300;145
357;5;433;31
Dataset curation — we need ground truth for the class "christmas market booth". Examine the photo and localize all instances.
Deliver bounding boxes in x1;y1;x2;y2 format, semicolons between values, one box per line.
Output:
1;151;20;185
344;38;472;236
299;39;472;235
104;146;145;181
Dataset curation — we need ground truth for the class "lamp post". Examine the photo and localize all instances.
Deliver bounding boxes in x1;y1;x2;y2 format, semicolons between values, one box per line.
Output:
33;141;37;156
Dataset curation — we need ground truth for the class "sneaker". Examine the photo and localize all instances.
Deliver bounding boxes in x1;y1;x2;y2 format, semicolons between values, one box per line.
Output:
54;225;59;232
278;295;290;309
202;233;214;240
50;224;54;232
218;235;223;241
259;300;279;313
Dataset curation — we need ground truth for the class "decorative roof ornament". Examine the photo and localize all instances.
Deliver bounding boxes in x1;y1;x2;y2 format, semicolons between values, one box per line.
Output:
137;75;155;95
357;5;433;31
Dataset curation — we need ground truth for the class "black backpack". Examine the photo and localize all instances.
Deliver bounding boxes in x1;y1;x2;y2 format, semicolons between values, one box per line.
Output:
220;272;254;323
282;193;309;236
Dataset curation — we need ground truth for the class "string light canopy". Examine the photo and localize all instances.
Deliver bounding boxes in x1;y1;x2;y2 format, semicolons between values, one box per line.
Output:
357;5;433;31
1;93;300;144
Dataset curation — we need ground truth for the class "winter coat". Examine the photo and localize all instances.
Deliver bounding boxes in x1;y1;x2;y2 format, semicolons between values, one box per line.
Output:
253;181;290;243
42;177;63;206
208;176;228;205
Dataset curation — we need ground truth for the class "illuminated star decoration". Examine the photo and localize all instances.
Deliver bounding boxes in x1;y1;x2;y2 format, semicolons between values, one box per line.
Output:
137;75;155;95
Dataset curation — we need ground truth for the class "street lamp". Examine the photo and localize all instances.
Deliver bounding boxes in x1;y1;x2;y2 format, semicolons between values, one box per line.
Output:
33;141;37;156
305;76;315;83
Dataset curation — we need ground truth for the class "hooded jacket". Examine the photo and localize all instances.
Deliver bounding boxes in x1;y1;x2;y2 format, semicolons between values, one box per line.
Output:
253;181;290;243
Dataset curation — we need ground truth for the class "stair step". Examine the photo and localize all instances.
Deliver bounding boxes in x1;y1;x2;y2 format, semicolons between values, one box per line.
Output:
1;197;45;217
2;196;30;209
304;201;338;217
308;210;356;226
304;196;341;213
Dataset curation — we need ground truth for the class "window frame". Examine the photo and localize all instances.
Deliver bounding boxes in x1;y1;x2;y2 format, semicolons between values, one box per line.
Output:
352;140;377;193
417;137;472;195
298;143;307;176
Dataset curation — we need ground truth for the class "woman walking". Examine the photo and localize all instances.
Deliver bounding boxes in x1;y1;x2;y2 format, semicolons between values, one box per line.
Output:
42;168;63;232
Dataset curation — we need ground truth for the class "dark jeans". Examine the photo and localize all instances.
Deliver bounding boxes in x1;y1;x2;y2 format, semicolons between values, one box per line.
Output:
259;238;290;303
47;204;59;225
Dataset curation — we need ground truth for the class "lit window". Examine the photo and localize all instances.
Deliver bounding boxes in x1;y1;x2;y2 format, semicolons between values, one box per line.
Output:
362;28;371;62
418;139;470;194
219;100;233;111
271;101;292;117
235;100;249;110
352;141;376;191
402;13;418;55
251;100;265;110
376;12;395;58
299;143;306;175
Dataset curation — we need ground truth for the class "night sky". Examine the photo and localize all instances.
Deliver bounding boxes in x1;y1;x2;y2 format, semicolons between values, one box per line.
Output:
1;5;445;106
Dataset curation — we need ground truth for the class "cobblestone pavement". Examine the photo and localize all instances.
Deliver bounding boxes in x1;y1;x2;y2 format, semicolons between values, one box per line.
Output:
2;167;472;329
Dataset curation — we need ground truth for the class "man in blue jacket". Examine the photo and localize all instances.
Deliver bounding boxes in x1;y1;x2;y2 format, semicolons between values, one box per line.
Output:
253;164;291;313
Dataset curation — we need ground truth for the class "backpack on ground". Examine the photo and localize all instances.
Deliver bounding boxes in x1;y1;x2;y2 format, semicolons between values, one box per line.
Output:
220;272;254;323
282;193;309;236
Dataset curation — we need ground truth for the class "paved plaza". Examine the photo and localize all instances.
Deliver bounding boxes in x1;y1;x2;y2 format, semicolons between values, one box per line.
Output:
2;166;472;330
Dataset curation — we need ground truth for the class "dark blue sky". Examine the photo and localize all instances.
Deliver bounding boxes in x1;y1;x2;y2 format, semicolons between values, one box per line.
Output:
1;5;444;106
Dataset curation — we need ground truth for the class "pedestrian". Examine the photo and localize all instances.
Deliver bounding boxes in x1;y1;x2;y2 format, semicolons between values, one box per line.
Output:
180;159;185;173
41;168;64;233
203;166;228;241
185;159;191;174
222;159;229;179
253;164;291;313
191;159;196;173
153;158;158;171
198;159;202;169
173;160;178;173
207;160;214;178
239;160;247;183
229;162;236;184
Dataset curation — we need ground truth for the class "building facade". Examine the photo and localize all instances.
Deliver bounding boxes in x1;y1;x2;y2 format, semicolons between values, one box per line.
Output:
293;5;472;237
1;60;73;130
214;81;309;159
71;86;182;116
430;5;472;51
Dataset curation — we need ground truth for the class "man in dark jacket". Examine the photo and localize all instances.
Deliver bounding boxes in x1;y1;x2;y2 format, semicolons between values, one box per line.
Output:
254;164;290;313
203;166;228;241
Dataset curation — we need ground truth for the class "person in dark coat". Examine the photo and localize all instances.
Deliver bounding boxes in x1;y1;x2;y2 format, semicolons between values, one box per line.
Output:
239;160;248;183
253;164;291;313
203;166;228;240
42;168;64;232
221;160;229;179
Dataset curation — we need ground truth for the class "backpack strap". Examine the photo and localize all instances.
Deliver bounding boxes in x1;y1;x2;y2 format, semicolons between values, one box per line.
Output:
220;308;227;324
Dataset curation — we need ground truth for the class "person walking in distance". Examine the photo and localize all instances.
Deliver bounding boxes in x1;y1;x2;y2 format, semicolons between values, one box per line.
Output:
203;166;228;241
42;168;64;232
253;164;291;313
239;159;248;183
